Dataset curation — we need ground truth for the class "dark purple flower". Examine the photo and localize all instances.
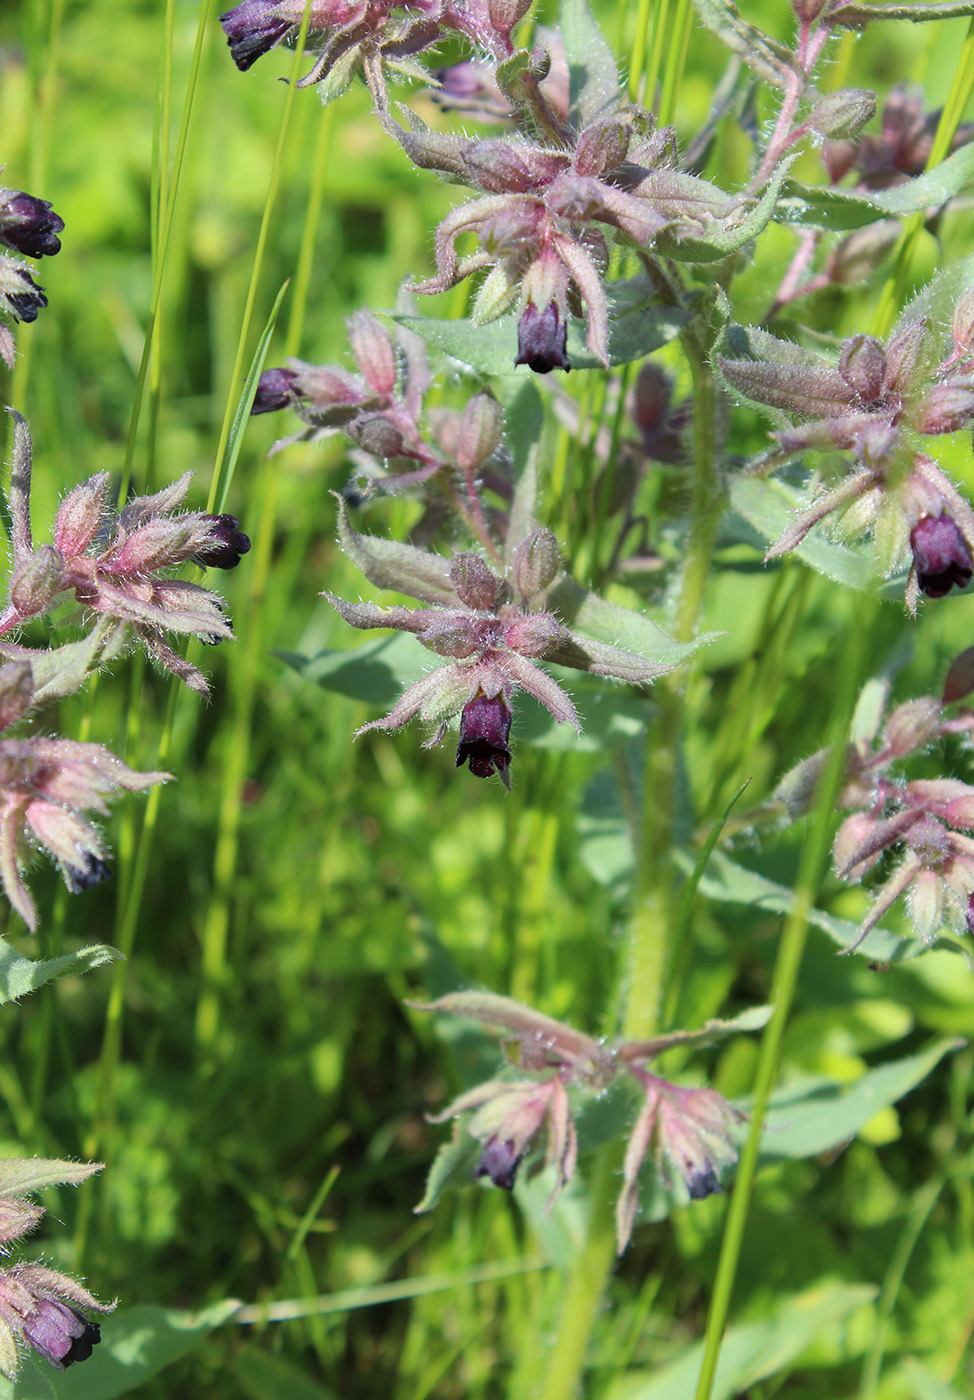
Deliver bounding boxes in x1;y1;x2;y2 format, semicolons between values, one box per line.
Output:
515;302;571;375
22;1299;101;1371
910;513;974;598
474;1136;521;1190
456;690;512;784
63;854;111;895
0;194;64;258
251;366;299;414
219;1;291;72
194;515;252;570
686;1165;723;1200
1;268;47;324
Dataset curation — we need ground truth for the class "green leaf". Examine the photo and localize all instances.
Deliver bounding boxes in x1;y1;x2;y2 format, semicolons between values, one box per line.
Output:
560;0;620;127
12;1301;241;1400
414;1126;481;1213
670;847;962;962
276;633;427;709
499;376;543;486
546;576;716;672
0;942;120;1007
0;1159;102;1196
687;0;797;91
234;1345;337;1400
778;143;974;230
393;300;687;377
517;677;651;750
829;0;974;24
728;476;883;593
656;157;798;262
758;1037;961;1160
605;1284;875;1400
334;496;457;605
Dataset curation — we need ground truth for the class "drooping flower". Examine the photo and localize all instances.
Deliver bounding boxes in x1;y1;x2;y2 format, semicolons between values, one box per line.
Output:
325;501;674;781
0;190;64;258
909;514;973;598
0;413;250;693
0;658;169;930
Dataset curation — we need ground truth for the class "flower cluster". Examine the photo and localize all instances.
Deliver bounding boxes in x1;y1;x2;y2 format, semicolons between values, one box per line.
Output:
326;500;675;784
2;414;251;695
415;992;754;1252
254;310;505;502
396;104;736;371
0;1159;113;1380
0;659;168;930
0;184;64;369
775;651;974;952
719;292;974;610
219;0;531;109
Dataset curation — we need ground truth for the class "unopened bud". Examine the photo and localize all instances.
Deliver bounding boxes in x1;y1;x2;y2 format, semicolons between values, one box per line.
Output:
952;289;974;356
456;394;503;472
349;415;405;459
838;334;887;402
54;475;110;557
10;546;64;617
450;553;499;610
574;121;630;179
488;0;533;37
943;646;974;704
882;697;941;755
512;528;560;598
917;383;974;435
504;612;563;656
251;366;298;414
807;89;877;141
347;310;397;396
471;263;518;324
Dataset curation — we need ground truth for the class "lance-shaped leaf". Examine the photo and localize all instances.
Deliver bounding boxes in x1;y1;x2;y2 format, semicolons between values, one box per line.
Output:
561;0;620;127
827;0;974;24
414;1124;482;1213
688;0;798;90
777;140;974;231
0;941;120;1006
545;576;715;672
656;157;797;262
618;1005;773;1066
334;497;457;605
0;1157;103;1196
408;990;606;1069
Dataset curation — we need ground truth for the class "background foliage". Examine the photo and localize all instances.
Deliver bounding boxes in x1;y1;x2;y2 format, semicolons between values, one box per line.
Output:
0;0;972;1396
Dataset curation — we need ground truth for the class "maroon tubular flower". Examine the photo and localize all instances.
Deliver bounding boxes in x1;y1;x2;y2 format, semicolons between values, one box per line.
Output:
910;513;974;598
515;302;571;374
474;1136;521;1190
219;1;291;71
63;854;111;896
456;690;512;784
22;1299;100;1371
0;267;47;323
193;515;252;570
0;194;64;258
251;366;299;414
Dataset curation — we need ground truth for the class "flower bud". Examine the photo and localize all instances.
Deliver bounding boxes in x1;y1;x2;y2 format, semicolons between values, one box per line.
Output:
807;89;877;141
455;394;503;473
219;1;290;71
952;289;974;356
251;366;298;414
838;334;887;402
54;475;111;557
917;383;974;435
450;553;499;610
0;192;64;258
9;546;64;618
349;415;405;458
347;310;397;396
943;646;974;704
515;302;570;375
833;812;884;882
0;1199;43;1246
488;0;533;36
882;697;941;755
504;612;563;657
456;690;512;783
910;513;974;598
512;528;561;598
574;121;630;179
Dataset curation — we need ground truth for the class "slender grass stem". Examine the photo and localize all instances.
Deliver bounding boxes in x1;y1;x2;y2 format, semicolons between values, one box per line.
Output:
692;618;864;1400
871;16;974;337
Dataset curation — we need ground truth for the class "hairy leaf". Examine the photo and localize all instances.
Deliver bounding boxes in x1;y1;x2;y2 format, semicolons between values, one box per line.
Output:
0;942;120;1007
560;0;620;127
